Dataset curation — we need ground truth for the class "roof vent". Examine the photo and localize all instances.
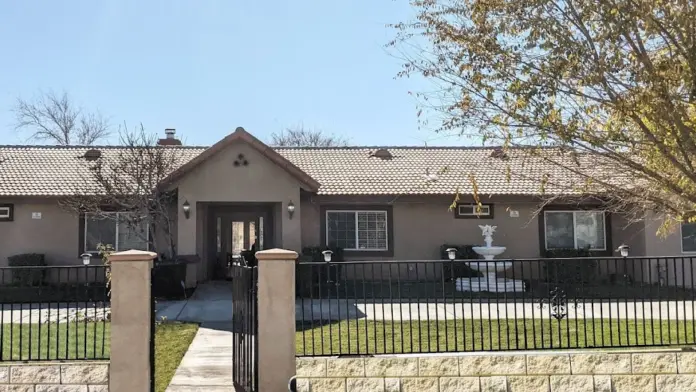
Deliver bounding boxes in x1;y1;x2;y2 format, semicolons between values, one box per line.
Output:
370;148;393;160
83;149;102;161
490;147;508;160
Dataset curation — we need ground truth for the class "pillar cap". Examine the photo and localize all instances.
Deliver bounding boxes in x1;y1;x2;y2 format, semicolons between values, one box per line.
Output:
109;249;158;262
255;248;298;261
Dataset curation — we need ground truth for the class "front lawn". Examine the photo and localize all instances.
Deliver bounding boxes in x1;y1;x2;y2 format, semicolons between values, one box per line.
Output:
1;321;110;361
1;321;198;392
296;319;696;356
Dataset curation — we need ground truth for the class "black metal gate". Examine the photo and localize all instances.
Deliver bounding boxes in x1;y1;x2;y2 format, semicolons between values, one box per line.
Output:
231;261;259;392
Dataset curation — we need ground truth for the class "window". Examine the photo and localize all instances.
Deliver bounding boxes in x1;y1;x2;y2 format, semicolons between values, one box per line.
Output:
681;223;696;253
0;204;13;221
326;210;388;251
455;203;493;218
84;213;149;252
544;211;606;250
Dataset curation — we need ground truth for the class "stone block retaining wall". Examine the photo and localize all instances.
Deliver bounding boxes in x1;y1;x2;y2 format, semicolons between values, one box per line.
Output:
296;350;696;391
0;362;109;391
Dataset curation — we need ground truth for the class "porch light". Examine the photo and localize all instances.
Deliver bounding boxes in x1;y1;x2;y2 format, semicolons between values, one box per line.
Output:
617;244;630;258
446;248;457;260
322;250;333;262
288;201;295;220
80;253;92;266
182;200;191;219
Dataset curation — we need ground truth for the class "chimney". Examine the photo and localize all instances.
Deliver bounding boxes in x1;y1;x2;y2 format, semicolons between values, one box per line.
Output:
158;128;182;146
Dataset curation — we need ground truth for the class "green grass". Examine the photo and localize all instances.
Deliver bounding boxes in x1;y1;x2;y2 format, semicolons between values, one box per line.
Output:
1;322;110;361
2;321;198;392
296;319;696;355
154;322;199;392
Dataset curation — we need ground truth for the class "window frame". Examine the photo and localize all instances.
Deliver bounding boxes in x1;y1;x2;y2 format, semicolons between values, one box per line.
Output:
680;222;696;254
320;205;394;257
543;210;607;251
325;209;389;252
0;204;13;222
83;212;150;253
454;203;493;219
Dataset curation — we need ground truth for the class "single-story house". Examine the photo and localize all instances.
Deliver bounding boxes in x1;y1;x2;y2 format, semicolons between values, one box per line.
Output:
0;127;691;287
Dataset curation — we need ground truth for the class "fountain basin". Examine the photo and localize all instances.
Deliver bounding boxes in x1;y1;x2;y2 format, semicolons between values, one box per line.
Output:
472;246;506;260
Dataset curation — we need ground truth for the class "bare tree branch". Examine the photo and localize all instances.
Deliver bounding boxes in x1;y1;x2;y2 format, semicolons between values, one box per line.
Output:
270;126;349;147
13;91;110;145
60;125;185;258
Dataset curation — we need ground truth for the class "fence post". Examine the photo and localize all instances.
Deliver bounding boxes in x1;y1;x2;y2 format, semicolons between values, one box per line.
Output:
255;248;299;391
108;249;157;392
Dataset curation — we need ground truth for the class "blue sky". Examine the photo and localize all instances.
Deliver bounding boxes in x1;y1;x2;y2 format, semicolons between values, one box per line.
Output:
0;1;467;147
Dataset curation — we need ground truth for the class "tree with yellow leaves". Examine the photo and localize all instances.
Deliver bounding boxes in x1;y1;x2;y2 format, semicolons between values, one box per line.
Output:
391;0;696;227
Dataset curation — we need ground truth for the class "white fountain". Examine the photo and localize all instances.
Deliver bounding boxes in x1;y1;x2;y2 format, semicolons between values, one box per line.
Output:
455;225;526;293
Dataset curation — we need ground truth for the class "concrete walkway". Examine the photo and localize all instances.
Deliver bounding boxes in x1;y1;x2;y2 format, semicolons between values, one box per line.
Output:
165;323;235;392
157;281;233;323
164;282;237;391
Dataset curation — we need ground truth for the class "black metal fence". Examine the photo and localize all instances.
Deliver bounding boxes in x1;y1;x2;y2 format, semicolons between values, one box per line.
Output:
0;265;110;361
231;262;258;392
296;257;696;356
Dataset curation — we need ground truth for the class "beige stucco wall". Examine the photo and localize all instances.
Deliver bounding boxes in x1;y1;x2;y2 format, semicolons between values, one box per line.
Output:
175;141;304;283
644;211;684;257
0;198;79;267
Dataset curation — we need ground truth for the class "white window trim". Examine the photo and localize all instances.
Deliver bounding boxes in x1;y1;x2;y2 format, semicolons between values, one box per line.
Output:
679;222;696;254
84;212;150;253
325;210;389;251
543;210;607;251
0;207;10;218
457;204;491;217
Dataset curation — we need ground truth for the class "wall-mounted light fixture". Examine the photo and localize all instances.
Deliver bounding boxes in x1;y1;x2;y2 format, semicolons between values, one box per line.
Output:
182;200;191;219
287;200;295;220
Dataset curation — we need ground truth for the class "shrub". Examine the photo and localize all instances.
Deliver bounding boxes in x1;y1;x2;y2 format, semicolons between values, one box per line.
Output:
543;247;596;258
297;246;344;298
7;253;46;286
543;247;598;284
440;244;481;279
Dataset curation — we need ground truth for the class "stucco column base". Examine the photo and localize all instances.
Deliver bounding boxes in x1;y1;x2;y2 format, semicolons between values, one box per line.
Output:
256;248;299;391
108;250;157;392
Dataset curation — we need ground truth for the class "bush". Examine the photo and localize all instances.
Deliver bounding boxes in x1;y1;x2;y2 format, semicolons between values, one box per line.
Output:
543;247;597;258
543;247;598;284
440;245;481;279
297;246;344;298
7;253;46;286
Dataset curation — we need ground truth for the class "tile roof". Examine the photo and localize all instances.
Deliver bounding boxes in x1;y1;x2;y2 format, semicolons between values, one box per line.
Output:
0;144;602;197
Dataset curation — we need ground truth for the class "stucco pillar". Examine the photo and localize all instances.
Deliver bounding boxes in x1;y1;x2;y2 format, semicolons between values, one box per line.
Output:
255;248;298;391
108;250;157;392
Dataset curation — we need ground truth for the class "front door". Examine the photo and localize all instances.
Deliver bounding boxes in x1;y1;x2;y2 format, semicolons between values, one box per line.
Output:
213;210;270;280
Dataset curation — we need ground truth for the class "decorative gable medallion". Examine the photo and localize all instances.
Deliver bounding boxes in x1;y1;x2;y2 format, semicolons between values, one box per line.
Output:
233;153;249;167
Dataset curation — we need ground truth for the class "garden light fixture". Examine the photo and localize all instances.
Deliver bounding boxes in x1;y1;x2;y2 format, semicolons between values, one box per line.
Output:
322;250;333;262
446;248;457;260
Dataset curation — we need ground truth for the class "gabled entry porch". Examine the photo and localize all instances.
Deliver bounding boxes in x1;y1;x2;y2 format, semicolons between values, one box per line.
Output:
167;128;320;287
